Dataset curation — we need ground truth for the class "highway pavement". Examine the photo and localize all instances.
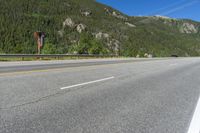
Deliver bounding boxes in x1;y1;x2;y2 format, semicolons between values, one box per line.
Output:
0;58;162;74
0;58;200;133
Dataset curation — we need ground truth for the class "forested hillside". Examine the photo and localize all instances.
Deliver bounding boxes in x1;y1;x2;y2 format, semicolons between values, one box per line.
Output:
1;0;200;57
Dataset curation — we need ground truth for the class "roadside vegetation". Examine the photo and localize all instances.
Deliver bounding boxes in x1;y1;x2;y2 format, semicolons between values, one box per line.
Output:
1;0;200;57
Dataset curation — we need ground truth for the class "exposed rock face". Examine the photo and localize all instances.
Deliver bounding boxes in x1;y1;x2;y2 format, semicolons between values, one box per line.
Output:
61;18;87;34
148;54;153;58
80;10;92;16
144;53;148;57
76;24;86;33
104;8;127;21
94;32;120;54
180;23;198;34
104;8;112;15
107;39;120;55
95;32;109;39
125;22;136;28
144;53;153;58
62;17;87;33
112;11;127;20
63;18;75;28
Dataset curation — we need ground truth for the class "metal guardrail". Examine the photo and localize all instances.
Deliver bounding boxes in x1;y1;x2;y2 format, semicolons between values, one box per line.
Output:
0;54;118;59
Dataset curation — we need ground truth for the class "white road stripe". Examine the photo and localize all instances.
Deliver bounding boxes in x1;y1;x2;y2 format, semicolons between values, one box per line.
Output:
60;76;115;90
187;96;200;133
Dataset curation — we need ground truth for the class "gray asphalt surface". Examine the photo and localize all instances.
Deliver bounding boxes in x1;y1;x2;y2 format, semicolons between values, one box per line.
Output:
0;58;200;133
0;58;162;74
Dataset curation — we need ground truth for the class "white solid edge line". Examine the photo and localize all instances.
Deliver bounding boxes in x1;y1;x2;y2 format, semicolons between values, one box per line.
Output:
187;96;200;133
60;76;115;90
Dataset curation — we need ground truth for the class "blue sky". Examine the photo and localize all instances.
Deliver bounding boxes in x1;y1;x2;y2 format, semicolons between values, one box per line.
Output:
96;0;200;21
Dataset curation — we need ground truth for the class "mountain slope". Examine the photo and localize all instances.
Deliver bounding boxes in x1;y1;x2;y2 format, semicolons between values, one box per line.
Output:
0;0;200;57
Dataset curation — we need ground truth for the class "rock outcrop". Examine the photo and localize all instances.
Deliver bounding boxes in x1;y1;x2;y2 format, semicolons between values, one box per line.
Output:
104;8;127;21
94;31;120;54
95;32;109;39
80;10;92;17
125;22;136;28
63;18;75;28
62;18;86;33
107;39;120;55
112;11;127;21
76;24;86;33
180;23;198;34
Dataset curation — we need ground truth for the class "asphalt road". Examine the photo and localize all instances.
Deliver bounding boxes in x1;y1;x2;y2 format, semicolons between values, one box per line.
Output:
0;58;200;133
0;58;161;74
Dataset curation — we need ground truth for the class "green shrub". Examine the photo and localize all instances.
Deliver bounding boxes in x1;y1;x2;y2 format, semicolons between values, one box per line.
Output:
69;33;108;55
0;48;4;54
42;41;56;54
